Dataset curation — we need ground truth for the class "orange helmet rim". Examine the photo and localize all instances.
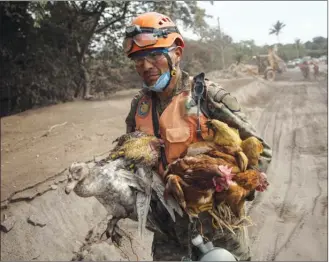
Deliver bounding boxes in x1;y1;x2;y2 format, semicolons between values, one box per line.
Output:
123;12;185;57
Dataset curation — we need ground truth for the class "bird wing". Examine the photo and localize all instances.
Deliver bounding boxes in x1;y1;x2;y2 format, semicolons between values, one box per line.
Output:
107;159;145;191
151;171;184;221
80;158;183;236
134;167;153;238
136;191;151;239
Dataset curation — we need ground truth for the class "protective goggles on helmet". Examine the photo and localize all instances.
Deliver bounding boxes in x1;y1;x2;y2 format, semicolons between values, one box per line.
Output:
129;47;176;67
123;24;180;55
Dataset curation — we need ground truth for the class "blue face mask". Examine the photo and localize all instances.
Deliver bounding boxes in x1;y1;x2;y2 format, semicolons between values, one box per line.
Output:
143;71;171;92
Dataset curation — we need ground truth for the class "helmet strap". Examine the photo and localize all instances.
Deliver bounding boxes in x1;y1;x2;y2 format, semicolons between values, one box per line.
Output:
162;52;175;91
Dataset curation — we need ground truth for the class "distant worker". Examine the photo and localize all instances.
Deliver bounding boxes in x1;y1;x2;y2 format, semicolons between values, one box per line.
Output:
299;60;310;80
310;61;319;80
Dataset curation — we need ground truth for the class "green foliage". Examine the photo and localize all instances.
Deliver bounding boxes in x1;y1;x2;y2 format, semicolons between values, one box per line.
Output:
1;1;327;116
269;20;286;36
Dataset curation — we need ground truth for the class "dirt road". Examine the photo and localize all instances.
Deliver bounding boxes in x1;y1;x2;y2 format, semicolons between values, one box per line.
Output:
243;79;327;261
1;71;327;261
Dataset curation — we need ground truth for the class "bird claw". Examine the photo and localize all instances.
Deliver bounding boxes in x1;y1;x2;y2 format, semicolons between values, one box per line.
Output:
186;202;213;218
164;174;187;210
100;225;123;246
128;163;135;171
100;217;124;246
110;153;117;159
198;202;214;212
110;151;125;160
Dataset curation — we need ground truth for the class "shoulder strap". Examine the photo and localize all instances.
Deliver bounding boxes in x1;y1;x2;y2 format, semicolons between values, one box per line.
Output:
151;92;168;169
192;72;206;138
191;72;211;119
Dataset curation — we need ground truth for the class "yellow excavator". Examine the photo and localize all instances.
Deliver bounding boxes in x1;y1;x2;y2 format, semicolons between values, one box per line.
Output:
249;46;286;81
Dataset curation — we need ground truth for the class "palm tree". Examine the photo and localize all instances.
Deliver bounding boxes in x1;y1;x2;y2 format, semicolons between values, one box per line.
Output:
294;38;301;58
269;20;286;44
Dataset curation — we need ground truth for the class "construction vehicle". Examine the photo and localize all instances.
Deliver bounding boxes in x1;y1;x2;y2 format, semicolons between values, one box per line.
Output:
248;47;286;81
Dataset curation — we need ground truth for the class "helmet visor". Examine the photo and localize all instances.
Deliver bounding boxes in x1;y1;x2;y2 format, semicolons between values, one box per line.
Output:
123;33;158;54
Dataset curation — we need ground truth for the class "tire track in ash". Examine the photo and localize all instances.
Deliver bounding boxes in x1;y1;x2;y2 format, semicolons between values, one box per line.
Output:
246;85;292;261
268;82;325;261
261;85;298;261
247;83;285;216
245;83;283;217
268;129;303;261
265;84;309;261
271;213;306;260
247;83;314;261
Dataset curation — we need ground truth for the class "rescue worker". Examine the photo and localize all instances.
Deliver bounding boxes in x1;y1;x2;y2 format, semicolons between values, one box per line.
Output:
123;12;272;261
310;61;319;80
299;60;310;80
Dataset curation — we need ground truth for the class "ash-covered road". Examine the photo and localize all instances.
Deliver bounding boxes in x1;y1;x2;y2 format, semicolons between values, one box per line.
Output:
1;70;327;261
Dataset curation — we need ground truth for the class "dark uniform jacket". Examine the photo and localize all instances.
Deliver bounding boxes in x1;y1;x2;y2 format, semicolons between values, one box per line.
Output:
125;71;272;261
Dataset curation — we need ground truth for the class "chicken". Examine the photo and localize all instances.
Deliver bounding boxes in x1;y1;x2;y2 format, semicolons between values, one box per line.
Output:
65;159;183;244
206;119;264;170
206;119;242;147
110;131;164;168
240;136;264;167
163;154;235;217
65;131;182;244
184;140;248;172
214;169;269;217
162;119;269;225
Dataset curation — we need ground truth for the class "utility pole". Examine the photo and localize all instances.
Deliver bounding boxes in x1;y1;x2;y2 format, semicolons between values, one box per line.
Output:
217;17;225;69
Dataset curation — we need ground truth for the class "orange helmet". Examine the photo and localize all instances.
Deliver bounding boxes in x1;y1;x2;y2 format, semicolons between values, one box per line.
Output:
123;12;185;57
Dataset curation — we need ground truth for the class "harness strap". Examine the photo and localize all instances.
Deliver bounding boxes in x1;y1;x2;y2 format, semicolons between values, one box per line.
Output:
151;92;168;169
192;72;206;139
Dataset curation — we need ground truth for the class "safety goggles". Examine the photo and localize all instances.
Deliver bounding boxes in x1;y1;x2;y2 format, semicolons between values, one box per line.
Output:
129;47;176;67
123;24;180;54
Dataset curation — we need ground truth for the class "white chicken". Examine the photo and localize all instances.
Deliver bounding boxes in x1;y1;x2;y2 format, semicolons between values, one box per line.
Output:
65;158;182;243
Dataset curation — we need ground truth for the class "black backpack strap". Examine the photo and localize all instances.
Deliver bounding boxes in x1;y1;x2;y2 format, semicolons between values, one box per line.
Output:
151;92;168;169
191;72;218;120
192;72;206;138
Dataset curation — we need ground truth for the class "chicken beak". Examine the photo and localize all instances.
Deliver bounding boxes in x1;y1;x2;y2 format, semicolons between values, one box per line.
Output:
65;180;79;194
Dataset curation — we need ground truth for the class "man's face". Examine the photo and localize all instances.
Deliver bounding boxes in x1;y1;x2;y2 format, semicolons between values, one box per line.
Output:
131;47;182;86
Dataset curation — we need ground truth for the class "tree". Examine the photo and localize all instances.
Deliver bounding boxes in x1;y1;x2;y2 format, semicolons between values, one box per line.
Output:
294;38;301;58
269;20;286;44
196;17;232;69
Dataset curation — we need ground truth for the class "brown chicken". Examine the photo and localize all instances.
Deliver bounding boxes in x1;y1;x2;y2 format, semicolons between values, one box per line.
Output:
184;140;248;172
110;131;164;168
164;154;235;216
215;169;269;217
164;119;268;217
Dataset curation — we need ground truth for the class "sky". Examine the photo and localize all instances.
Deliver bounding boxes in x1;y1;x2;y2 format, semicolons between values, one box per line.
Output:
182;1;328;45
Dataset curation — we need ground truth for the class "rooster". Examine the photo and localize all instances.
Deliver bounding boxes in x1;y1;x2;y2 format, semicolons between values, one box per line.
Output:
215;169;269;217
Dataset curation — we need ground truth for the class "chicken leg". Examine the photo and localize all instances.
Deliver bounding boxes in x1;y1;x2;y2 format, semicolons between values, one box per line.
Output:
187;202;213;217
100;217;123;246
164;174;189;213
